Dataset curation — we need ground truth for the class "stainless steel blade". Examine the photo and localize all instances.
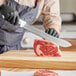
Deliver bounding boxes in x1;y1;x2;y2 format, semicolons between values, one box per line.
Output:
19;19;72;47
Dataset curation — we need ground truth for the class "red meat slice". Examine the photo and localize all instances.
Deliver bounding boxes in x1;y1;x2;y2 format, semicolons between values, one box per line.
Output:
33;40;62;57
34;70;59;76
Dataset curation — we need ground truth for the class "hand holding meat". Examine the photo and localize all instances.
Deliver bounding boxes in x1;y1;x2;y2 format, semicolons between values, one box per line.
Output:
0;4;19;25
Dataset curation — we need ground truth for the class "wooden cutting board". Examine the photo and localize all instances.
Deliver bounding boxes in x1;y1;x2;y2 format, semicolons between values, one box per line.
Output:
0;50;76;70
0;39;76;70
60;39;76;51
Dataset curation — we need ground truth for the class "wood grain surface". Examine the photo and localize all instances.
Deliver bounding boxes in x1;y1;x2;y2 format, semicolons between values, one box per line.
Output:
0;50;76;70
60;38;76;51
0;39;76;70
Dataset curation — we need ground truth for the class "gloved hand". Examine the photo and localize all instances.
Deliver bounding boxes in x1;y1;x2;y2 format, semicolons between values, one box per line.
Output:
0;4;19;25
45;28;59;38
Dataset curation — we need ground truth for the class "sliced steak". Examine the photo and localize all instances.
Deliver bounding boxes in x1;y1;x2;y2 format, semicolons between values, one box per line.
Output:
34;70;59;76
33;40;62;57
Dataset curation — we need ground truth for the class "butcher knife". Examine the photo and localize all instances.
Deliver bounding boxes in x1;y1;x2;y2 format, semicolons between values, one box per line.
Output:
19;19;72;47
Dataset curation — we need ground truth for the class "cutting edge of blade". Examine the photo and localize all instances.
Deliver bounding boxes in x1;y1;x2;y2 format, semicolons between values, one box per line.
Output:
46;36;72;47
53;38;72;47
60;42;72;47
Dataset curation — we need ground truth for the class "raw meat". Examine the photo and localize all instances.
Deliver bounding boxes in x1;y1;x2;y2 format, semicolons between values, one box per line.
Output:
34;70;59;76
33;40;62;57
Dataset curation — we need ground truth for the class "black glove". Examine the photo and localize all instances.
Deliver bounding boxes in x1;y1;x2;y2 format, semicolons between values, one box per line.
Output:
45;28;59;38
0;4;19;25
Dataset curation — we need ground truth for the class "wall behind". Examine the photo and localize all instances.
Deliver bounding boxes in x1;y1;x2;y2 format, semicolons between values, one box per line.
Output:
60;0;76;13
36;0;76;22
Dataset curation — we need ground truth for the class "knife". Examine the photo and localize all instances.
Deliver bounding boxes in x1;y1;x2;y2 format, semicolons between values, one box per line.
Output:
19;19;72;47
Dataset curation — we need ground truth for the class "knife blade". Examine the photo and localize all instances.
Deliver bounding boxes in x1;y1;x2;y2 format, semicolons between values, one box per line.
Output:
19;19;72;47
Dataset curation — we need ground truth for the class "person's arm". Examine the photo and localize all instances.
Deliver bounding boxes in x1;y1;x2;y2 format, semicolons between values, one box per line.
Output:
42;0;61;37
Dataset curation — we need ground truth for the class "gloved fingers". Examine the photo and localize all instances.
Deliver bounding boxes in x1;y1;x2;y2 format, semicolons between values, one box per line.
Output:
14;16;19;25
51;29;59;38
55;33;59;38
10;11;19;25
53;31;59;38
46;28;55;36
45;28;59;38
7;15;14;22
52;30;57;37
7;15;19;25
45;28;54;35
45;28;50;33
10;16;16;25
49;28;54;35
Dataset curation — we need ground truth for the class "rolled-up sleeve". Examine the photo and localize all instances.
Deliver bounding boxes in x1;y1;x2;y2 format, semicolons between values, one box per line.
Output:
42;0;61;29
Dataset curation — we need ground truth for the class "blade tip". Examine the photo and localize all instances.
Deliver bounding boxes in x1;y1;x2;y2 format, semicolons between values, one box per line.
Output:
63;43;72;47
